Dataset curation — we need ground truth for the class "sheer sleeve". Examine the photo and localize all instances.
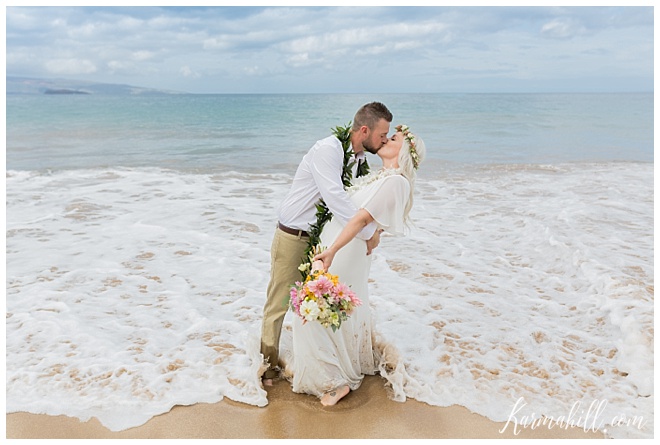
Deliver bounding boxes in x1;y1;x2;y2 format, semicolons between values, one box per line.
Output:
360;175;410;235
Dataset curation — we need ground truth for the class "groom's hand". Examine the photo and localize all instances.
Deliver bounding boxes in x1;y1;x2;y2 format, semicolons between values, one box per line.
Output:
366;229;384;255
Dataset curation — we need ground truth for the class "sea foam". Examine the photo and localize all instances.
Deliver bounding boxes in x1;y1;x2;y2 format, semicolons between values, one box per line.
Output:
5;162;653;438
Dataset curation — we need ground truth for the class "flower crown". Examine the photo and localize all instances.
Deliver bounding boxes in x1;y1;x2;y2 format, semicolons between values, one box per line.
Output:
396;124;420;169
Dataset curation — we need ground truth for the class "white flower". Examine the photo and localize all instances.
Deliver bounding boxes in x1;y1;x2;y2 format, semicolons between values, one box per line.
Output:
300;299;320;322
347;167;402;196
317;303;329;319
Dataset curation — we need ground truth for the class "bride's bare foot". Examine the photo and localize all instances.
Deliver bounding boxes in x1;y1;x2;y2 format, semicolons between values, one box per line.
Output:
262;377;273;387
320;385;350;406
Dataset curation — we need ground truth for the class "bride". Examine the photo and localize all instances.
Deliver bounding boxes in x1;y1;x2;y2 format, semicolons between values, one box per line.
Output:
286;124;425;406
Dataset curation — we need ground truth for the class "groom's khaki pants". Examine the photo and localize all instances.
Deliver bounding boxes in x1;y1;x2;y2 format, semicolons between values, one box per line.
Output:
260;227;308;379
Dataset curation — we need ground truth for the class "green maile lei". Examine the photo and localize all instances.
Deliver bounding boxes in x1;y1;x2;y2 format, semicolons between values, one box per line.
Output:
298;122;370;280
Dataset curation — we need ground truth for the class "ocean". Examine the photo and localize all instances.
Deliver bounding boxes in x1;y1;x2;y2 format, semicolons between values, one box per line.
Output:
5;92;654;438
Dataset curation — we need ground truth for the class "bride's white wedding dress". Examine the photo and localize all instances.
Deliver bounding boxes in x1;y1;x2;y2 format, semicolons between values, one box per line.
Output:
286;170;410;398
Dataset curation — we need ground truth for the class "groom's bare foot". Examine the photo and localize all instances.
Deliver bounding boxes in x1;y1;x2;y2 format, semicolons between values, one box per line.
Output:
320;385;350;406
262;377;273;387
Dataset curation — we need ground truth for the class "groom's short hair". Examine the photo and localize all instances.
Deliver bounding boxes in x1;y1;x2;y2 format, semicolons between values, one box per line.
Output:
353;102;393;131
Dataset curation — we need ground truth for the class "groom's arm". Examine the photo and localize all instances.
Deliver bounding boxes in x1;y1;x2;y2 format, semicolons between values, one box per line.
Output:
310;139;377;241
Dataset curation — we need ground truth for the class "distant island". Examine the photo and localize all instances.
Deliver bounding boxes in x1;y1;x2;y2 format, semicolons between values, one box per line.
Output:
44;88;91;95
6;76;185;96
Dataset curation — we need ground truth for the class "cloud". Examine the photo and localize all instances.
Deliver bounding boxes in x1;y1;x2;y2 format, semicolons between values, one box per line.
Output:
179;65;200;78
131;51;155;62
279;21;448;56
107;60;128;73
540;18;586;39
242;65;262;76
5;6;654;93
203;38;230;50
286;53;312;68
44;58;97;75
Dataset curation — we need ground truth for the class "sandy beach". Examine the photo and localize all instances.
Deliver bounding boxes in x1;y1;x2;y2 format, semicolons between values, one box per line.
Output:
6;375;604;439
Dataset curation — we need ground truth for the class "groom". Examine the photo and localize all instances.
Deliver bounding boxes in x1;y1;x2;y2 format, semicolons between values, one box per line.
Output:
260;102;393;385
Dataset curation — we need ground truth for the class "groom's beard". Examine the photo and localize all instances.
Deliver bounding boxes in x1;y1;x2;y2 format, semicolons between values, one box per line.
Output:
362;141;381;155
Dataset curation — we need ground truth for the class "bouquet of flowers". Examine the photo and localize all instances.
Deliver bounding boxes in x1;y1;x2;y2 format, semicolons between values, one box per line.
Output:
289;258;362;332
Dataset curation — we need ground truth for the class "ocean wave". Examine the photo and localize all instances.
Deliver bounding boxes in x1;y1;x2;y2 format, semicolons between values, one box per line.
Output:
6;163;653;437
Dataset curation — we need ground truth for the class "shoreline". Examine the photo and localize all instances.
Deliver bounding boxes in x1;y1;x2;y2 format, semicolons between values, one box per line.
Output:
6;375;605;439
5;158;654;177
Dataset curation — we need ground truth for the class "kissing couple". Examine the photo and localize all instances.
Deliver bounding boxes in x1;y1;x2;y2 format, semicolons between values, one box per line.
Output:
260;101;425;406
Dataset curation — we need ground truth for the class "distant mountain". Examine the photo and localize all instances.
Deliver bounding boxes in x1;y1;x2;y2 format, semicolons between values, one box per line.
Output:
6;76;187;95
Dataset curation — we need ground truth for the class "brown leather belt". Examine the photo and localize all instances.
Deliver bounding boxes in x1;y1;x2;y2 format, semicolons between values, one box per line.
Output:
278;222;309;238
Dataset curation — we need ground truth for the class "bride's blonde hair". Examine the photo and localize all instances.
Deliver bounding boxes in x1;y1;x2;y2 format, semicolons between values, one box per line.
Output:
397;128;426;226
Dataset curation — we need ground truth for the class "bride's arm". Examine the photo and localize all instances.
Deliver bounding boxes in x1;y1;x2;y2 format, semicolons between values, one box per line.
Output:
313;208;375;271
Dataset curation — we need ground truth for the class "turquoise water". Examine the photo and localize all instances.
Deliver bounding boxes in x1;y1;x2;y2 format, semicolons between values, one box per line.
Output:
6;93;653;174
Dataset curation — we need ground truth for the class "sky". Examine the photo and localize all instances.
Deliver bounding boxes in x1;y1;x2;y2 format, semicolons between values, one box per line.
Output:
4;3;655;94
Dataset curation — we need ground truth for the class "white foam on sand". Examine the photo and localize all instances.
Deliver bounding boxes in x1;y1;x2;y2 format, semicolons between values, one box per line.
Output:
5;163;653;438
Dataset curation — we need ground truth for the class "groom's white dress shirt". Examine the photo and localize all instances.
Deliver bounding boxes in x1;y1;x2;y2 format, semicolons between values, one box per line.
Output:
277;135;377;241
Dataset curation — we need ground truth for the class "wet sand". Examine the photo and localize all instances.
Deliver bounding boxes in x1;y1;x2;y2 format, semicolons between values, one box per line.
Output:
6;375;604;439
